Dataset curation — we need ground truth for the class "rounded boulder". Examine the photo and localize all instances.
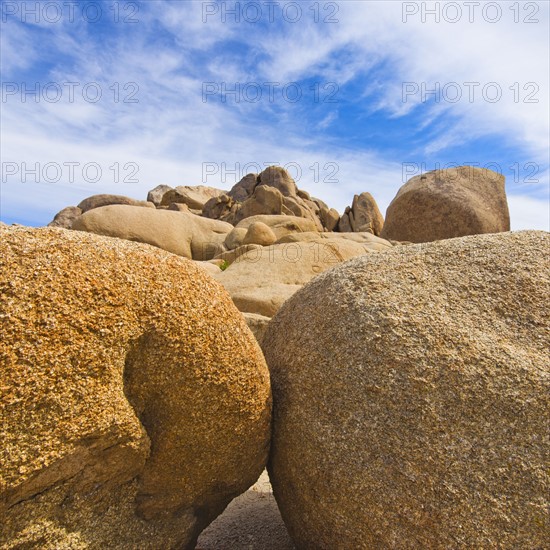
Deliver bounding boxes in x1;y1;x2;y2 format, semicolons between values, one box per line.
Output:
263;230;549;549
0;226;271;549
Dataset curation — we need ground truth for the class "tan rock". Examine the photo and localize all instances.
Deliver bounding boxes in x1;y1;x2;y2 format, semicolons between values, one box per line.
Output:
167;202;190;212
215;244;264;267
319;206;340;232
243;313;272;346
160;185;225;210
77;194;154;213
236;215;319;240
347;192;384;235
47;206;82;229
263;230;549;550
257;166;298;197
193;260;222;276
338;208;352;232
236;186;284;221
147;184;173;207
277;231;393;252
202;194;236;221
381;166;511;242
0;226;271;549
212;239;374;316
72;205;232;260
224;227;248;250
228;173;258;202
242;222;277;246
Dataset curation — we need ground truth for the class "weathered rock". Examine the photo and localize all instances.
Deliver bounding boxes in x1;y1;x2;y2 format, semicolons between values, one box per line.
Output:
228;174;258;202
277;231;393;252
224;227;248;250
160;186;225;210
212;239;374;316
72;205;232;260
242;222;277;247
281;196;323;231
215;244;264;267
202;194;236;221
0;226;271;550
338;208;352;232
147;185;174;207
257;166;297;197
381;166;511;242
263;230;549;549
192;260;222;276
319;206;340;232
348;192;384;235
77;194;154;213
47;206;82;229
243;313;271;346
167;202;190;212
236;215;319;240
236;186;284;221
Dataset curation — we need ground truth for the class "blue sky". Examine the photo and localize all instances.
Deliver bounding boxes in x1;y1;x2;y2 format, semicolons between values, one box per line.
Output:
1;0;549;229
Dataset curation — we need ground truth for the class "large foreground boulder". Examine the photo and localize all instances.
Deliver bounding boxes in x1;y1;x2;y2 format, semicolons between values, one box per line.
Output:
0;226;271;549
381;166;510;242
263;231;549;549
72;205;233;260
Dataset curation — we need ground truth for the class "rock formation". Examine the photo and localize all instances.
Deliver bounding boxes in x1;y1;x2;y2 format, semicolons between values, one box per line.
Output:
381;165;510;242
338;192;384;235
0;225;271;549
212;235;392;317
72;205;233;260
263;230;549;549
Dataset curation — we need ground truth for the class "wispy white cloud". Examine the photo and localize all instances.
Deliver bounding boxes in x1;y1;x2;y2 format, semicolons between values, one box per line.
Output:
1;0;548;230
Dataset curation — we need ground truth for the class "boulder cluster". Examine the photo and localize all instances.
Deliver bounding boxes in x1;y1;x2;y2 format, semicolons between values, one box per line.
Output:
2;164;547;549
47;165;511;340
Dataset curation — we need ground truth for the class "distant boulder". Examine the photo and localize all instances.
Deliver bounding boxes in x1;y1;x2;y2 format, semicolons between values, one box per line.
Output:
72;205;232;260
77;194;154;213
48;206;82;229
381;166;510;242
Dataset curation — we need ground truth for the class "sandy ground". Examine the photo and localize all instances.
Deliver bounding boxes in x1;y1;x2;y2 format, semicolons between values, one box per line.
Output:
196;471;295;550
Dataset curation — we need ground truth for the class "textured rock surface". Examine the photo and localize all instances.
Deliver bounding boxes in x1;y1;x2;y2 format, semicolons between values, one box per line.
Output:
341;192;384;235
147;184;174;206
276;231;393;252
257;166;298;197
203;168;328;230
381;166;510;242
159;185;224;210
263;230;549;549
77;194;154;213
236;215;318;240
0;226;271;549
243;313;272;346
228;173;259;202
242;222;277;246
47;206;82;229
224;227;248;250
213;238;375;316
73;205;233;260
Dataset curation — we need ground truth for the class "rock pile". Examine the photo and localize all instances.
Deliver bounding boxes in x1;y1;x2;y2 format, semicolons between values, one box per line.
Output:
45;164;514;339
2;162;546;549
